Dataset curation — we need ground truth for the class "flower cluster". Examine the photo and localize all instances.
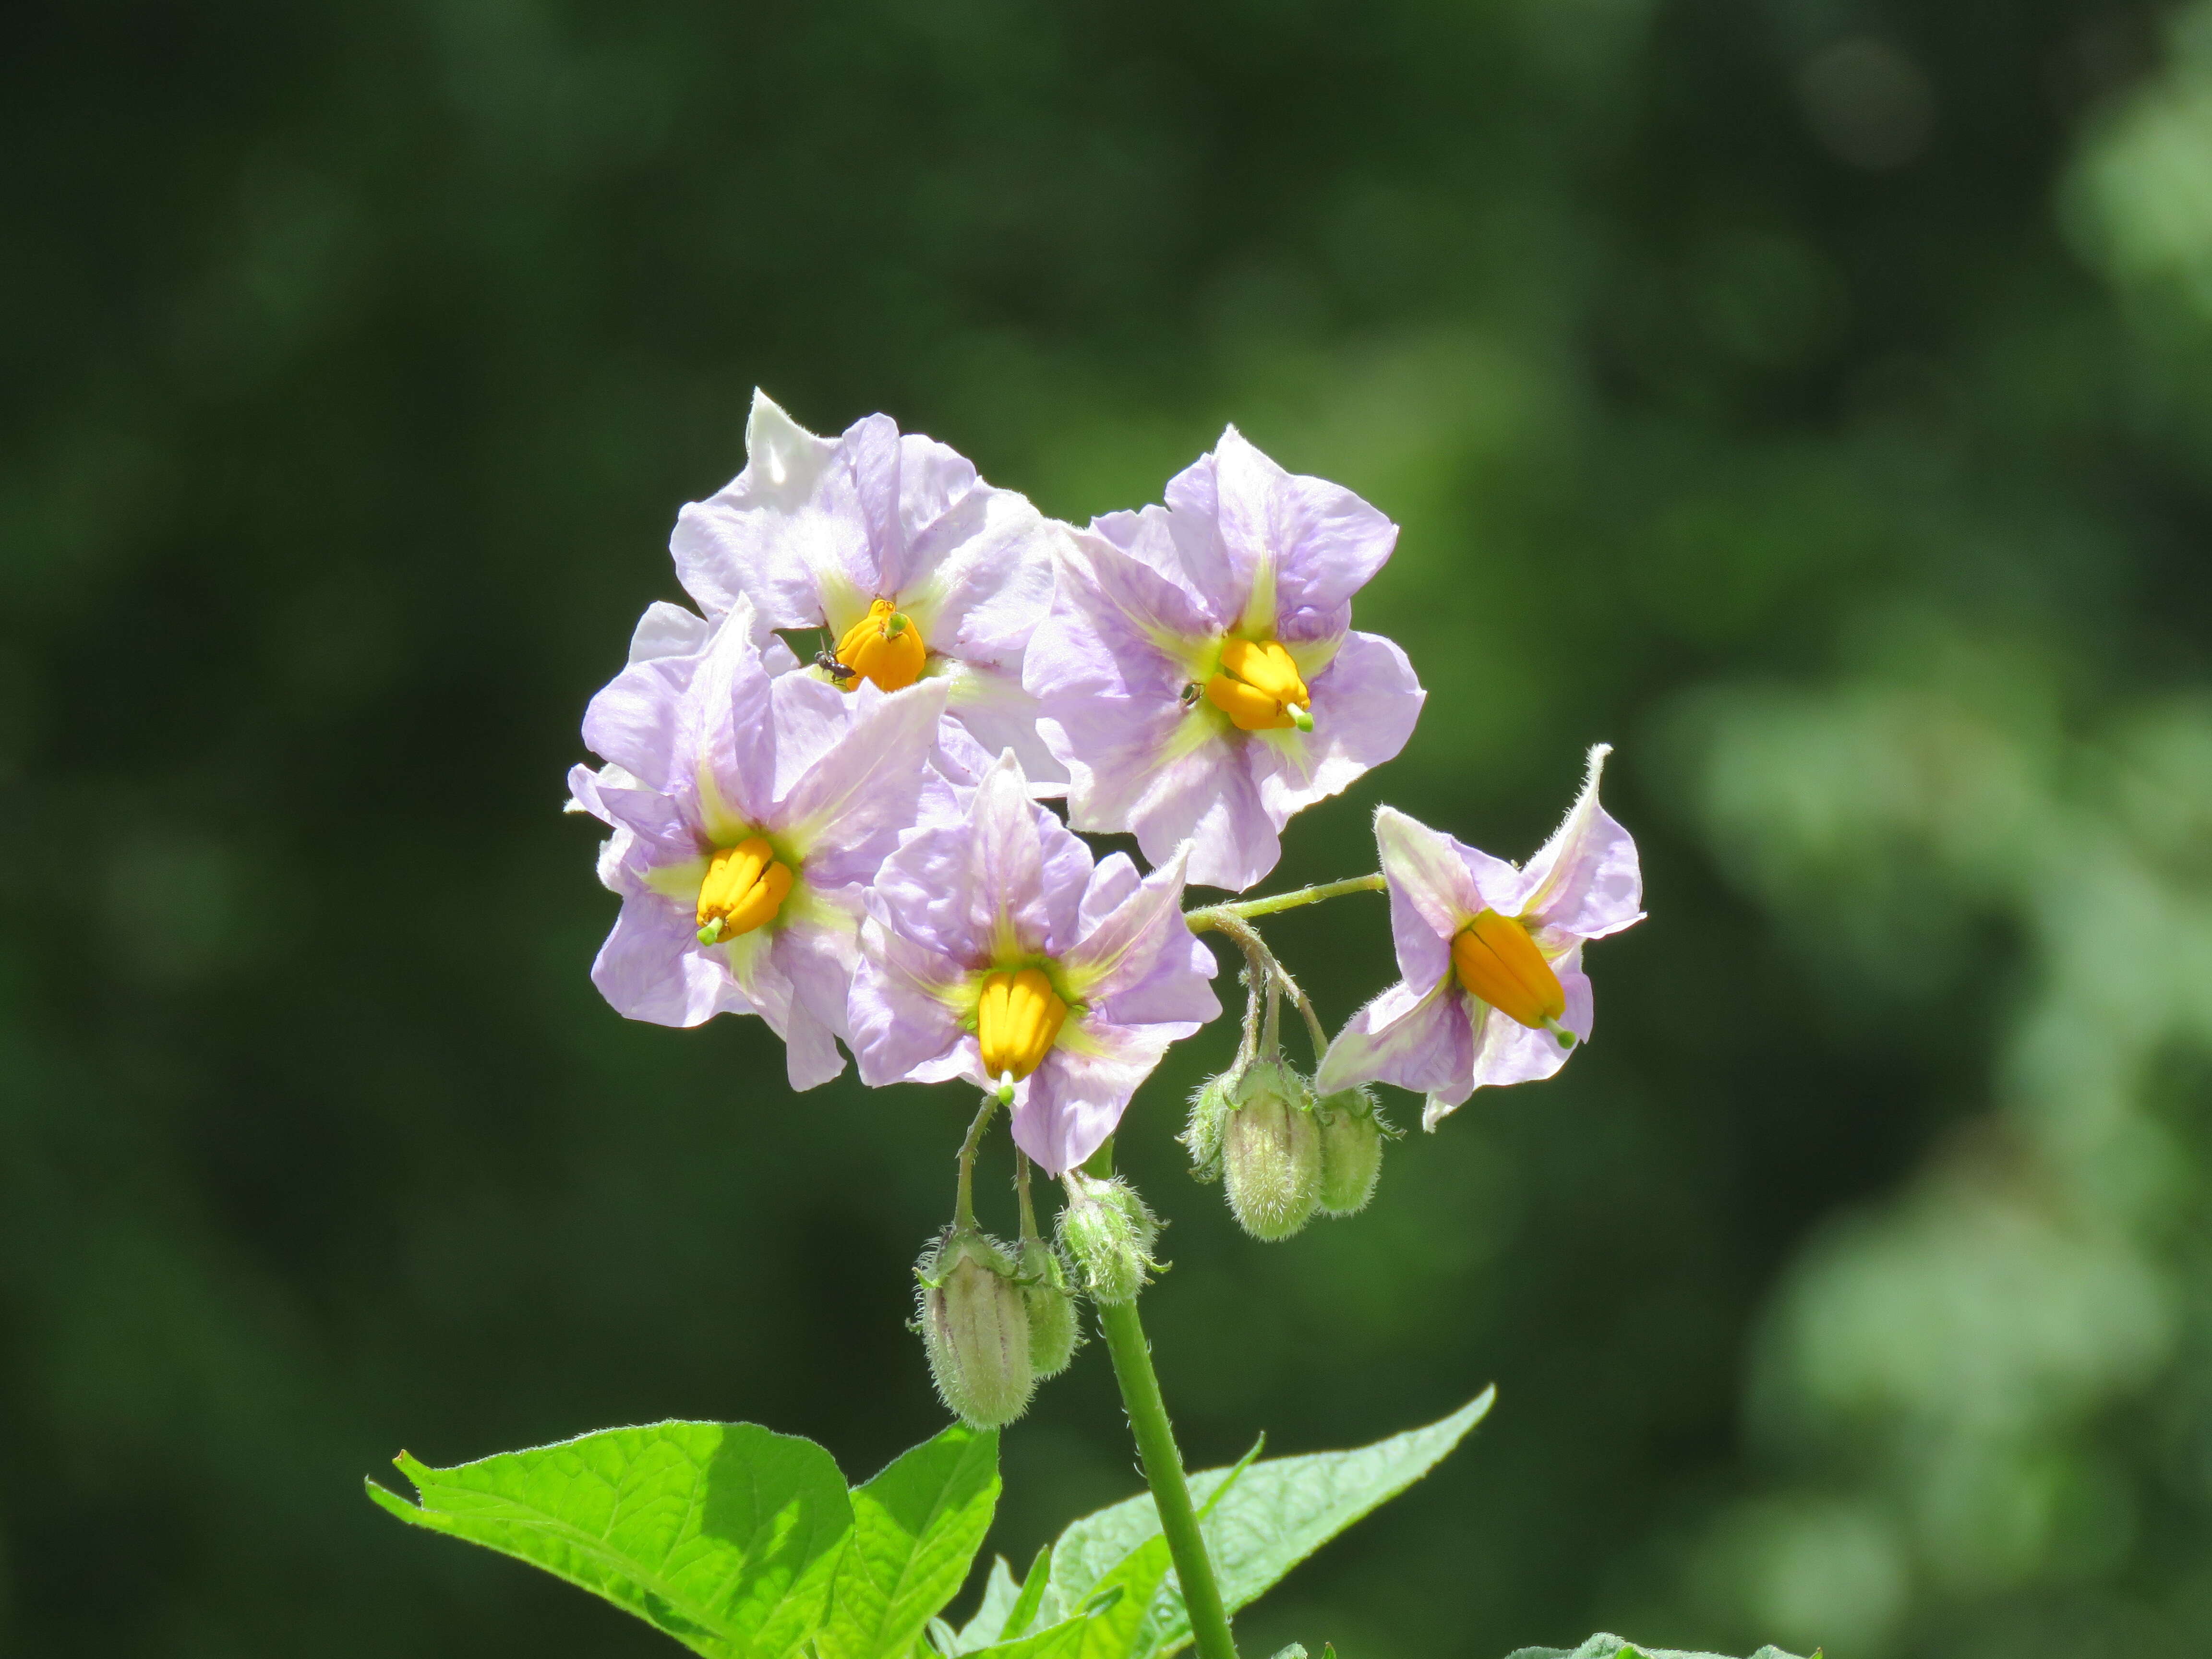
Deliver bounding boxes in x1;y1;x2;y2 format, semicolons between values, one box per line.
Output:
567;391;1642;1202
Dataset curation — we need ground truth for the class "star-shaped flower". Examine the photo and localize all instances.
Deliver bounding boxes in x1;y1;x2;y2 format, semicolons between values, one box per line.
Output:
1315;745;1643;1127
567;595;950;1088
849;753;1222;1173
672;391;1064;791
1022;426;1425;891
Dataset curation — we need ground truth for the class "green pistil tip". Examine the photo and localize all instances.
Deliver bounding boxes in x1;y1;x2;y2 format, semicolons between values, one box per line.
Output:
1544;1018;1575;1049
1290;705;1314;732
996;1072;1016;1106
885;613;909;637
697;919;724;945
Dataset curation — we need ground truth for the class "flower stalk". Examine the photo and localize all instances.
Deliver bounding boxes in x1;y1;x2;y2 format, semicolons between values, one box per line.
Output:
1083;1142;1241;1659
1185;872;1385;928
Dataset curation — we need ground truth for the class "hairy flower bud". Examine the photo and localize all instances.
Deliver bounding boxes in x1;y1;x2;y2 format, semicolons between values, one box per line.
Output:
1180;1073;1234;1182
916;1227;1034;1428
1018;1236;1082;1379
1314;1086;1387;1216
1221;1058;1322;1241
1057;1172;1162;1306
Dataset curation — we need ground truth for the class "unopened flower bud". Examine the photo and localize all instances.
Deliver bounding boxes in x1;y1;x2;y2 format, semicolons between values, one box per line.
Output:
1314;1086;1387;1216
1221;1058;1322;1241
1057;1172;1162;1306
916;1227;1034;1428
1180;1073;1234;1182
1018;1236;1082;1379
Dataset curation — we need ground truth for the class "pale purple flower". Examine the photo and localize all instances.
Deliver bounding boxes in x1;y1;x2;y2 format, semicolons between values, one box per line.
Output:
566;595;951;1089
1314;745;1643;1129
671;391;1065;792
1023;426;1425;891
849;753;1223;1174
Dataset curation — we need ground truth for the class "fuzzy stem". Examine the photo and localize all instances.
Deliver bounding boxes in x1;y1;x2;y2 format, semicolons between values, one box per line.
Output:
1015;1151;1042;1246
1184;873;1384;928
1082;1139;1239;1659
1205;912;1332;1065
953;1092;997;1231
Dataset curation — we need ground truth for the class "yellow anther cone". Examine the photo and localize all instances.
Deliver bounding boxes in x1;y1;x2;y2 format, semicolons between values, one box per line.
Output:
696;837;796;941
834;598;928;692
1204;637;1311;732
976;967;1068;1082
1450;910;1566;1030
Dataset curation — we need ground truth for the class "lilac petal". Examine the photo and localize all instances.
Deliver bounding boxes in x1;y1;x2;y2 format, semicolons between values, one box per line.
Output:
579;769;700;868
1448;967;1591;1119
843;413;906;596
580;642;700;794
716;921;847;1088
591;894;752;1028
687;601;785;835
893;431;980;561
1024;530;1213;705
1314;977;1472;1100
1078;852;1144;933
929;709;998;790
768;671;858;804
1131;737;1282;893
1012;1021;1187;1175
628;601;713;665
780;998;850;1090
1515;744;1645;940
774;888;866;1043
901;480;1054;670
1250;631;1425;818
1372;806;1482;986
940;661;1069;793
1222;428;1398;629
868;821;991;968
1063;848;1222;1033
962;752;1086;960
778;679;949;886
849;922;970;1086
670;392;860;625
1156;442;1243;626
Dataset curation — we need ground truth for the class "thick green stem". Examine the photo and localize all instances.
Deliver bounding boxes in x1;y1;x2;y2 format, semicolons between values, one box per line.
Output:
1096;1297;1241;1659
1078;1141;1238;1659
1185;872;1383;928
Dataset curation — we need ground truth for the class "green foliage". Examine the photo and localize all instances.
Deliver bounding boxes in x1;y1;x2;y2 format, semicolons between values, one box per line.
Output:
1504;1641;1809;1659
373;1397;1486;1659
822;1426;1001;1659
1036;1390;1493;1657
366;1422;852;1659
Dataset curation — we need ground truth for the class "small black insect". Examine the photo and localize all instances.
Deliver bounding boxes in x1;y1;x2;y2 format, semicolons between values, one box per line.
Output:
1179;682;1203;708
815;650;858;683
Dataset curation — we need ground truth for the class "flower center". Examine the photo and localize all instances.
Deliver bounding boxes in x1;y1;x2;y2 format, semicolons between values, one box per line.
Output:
695;836;795;944
831;598;927;692
1204;637;1312;732
1450;909;1565;1030
975;967;1068;1082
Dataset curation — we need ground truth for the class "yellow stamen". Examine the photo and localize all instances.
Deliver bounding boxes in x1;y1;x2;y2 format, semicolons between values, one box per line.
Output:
975;967;1068;1082
1204;637;1311;732
833;598;928;692
1450;909;1566;1030
695;836;796;942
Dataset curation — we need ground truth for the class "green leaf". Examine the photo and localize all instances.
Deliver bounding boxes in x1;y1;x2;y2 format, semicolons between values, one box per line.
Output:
953;1557;1023;1653
978;1536;1173;1659
1050;1390;1494;1657
820;1424;1001;1659
1502;1639;1810;1659
368;1420;851;1659
953;1546;1054;1654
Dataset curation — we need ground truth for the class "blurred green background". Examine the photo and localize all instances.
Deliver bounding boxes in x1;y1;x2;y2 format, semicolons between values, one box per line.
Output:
10;1;2212;1654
